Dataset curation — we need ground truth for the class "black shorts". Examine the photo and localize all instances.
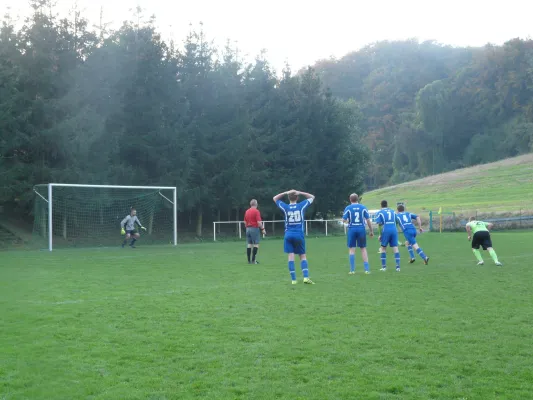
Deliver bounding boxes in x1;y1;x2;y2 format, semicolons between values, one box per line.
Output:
472;231;492;250
126;229;138;236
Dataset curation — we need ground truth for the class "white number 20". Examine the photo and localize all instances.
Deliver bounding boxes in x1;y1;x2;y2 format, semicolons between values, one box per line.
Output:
288;211;302;223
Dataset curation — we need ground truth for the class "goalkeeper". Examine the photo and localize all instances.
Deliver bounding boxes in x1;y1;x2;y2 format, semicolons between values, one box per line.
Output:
121;207;146;248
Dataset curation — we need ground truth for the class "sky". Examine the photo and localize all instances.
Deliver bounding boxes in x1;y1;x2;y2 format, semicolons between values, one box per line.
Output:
2;0;532;72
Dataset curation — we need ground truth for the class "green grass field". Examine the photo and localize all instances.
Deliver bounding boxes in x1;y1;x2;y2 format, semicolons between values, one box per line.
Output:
362;154;533;215
1;233;533;400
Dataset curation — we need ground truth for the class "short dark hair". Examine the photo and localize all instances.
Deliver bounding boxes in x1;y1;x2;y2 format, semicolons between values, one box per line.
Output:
349;193;359;203
381;200;388;208
397;204;405;212
469;216;476;221
288;190;298;202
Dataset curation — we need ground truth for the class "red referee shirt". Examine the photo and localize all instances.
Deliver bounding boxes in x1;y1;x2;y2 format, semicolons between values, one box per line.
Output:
244;208;262;228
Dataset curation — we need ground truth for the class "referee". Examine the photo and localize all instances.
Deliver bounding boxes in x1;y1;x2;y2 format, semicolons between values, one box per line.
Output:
244;199;266;264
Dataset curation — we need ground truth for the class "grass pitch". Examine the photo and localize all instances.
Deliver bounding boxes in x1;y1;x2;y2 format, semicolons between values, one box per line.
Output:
1;232;533;399
361;154;533;215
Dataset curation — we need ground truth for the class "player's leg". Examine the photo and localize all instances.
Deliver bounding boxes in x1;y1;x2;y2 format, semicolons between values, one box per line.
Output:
284;236;297;283
251;229;260;264
404;233;416;262
296;237;312;283
380;233;388;270
391;232;400;271
347;230;356;274
130;231;140;247
358;232;370;273
252;244;260;264
471;233;484;264
122;232;131;247
246;230;253;263
410;233;429;264
484;233;502;265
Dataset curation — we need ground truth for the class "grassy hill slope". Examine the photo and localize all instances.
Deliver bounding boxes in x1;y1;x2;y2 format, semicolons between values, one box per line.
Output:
361;154;533;216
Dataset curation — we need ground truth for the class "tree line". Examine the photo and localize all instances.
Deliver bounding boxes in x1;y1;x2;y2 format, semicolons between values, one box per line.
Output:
312;39;533;188
2;1;532;237
0;1;368;236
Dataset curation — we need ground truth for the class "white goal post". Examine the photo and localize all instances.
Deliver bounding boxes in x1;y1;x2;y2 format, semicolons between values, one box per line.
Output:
34;184;177;251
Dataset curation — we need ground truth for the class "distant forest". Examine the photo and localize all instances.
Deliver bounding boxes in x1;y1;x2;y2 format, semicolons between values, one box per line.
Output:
1;1;532;234
312;39;533;188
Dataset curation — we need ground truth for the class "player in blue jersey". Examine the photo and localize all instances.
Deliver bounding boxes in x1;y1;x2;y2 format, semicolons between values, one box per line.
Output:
273;189;315;285
396;204;429;265
342;193;374;274
375;200;401;271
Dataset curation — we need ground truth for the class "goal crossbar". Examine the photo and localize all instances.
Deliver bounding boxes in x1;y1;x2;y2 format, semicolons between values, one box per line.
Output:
37;184;177;251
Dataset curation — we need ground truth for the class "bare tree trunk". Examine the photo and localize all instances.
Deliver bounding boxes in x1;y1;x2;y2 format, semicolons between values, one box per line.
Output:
196;207;203;237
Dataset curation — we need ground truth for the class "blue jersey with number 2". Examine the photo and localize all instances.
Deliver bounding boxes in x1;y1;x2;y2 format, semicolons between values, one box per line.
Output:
343;204;370;230
276;199;313;233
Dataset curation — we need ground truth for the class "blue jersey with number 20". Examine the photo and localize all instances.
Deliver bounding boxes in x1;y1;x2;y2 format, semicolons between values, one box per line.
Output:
276;199;313;233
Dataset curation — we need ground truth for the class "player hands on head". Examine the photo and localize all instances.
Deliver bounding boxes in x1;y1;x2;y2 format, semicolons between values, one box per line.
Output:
244;199;266;264
120;207;147;248
465;216;502;266
375;200;401;272
273;189;315;285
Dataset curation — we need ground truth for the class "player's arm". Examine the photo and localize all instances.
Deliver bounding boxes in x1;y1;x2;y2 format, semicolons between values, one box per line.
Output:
363;209;374;236
135;216;147;231
297;191;315;202
120;216;128;234
466;224;472;241
395;215;403;233
257;211;266;234
486;222;494;231
366;218;374;236
415;215;423;232
342;209;349;224
376;213;383;239
273;191;288;203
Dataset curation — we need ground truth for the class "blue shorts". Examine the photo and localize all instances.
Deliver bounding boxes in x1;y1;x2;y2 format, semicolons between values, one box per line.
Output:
284;232;306;254
403;229;417;245
380;230;399;247
347;229;367;248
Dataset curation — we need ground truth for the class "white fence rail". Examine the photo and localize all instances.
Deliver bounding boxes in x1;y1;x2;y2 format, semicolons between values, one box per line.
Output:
212;216;380;241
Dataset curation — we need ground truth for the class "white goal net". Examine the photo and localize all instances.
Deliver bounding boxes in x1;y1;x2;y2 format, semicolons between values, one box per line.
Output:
32;184;177;251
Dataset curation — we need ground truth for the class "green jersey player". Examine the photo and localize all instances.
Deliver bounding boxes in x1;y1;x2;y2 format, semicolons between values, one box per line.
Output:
465;217;502;266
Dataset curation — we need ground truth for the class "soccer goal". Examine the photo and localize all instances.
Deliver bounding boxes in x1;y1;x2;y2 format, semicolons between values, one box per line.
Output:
32;184;177;251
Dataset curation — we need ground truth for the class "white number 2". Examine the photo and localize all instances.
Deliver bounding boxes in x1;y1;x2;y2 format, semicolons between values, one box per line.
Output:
354;213;360;223
288;211;302;223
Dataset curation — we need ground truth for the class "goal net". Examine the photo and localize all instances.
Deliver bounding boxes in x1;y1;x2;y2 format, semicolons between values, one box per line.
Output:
32;184;177;251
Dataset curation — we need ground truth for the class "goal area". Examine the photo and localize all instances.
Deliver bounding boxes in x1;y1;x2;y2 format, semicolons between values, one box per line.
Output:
32;184;177;251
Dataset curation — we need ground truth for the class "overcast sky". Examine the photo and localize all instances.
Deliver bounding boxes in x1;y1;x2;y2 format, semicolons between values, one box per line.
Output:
2;0;532;72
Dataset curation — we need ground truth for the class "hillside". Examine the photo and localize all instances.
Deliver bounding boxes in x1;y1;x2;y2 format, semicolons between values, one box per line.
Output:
361;154;533;216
